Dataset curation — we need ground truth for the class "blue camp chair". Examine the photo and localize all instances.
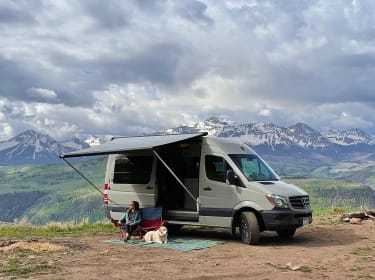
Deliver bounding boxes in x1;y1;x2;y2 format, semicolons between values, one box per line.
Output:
118;207;163;239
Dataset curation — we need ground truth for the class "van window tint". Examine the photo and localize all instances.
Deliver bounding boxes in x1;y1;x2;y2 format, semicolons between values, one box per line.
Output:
229;154;278;181
113;156;153;184
205;155;232;183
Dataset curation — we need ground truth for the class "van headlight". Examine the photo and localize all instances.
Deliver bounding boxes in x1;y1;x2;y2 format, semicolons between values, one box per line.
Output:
266;194;289;208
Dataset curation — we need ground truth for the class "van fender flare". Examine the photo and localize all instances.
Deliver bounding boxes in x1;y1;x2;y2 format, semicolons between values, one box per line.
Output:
231;201;264;234
233;201;263;212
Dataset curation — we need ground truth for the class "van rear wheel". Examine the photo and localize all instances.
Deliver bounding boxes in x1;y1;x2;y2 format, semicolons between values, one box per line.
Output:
239;211;260;245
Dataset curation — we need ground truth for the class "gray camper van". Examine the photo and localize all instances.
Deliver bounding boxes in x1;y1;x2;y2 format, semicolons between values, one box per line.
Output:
61;133;312;245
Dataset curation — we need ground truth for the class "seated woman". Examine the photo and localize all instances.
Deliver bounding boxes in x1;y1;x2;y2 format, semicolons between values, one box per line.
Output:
118;201;141;241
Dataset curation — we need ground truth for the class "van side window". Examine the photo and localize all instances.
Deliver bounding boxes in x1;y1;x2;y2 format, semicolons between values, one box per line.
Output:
205;155;232;183
113;156;153;184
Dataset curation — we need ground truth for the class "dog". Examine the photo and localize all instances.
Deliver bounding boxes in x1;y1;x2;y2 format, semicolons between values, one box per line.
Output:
144;226;168;244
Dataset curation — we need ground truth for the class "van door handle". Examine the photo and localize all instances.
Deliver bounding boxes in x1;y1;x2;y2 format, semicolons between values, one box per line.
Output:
146;186;153;190
203;186;212;191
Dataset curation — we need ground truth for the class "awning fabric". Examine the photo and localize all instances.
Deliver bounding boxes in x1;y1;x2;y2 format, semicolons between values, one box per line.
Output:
60;133;207;158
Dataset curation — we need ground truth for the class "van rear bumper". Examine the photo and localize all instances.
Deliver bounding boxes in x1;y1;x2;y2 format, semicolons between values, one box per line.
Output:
260;209;312;231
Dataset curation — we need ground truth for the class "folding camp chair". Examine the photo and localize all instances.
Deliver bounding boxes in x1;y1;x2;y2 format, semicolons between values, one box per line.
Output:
116;207;164;240
135;207;164;237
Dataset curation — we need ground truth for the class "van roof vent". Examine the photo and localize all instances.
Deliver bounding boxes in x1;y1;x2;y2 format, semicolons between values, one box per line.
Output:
258;182;275;185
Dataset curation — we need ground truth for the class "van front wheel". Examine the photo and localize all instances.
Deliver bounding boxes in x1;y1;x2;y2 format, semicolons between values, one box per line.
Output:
239;211;260;245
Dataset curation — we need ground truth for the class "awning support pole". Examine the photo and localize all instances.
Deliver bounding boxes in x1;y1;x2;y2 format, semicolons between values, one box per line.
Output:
153;149;198;205
62;158;106;198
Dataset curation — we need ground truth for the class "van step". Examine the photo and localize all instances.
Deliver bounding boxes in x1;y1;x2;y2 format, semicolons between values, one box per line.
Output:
164;210;199;222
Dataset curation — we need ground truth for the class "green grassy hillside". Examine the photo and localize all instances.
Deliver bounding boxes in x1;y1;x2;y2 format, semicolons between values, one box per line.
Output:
311;161;375;187
0;157;107;225
287;179;375;214
0;156;374;224
267;154;375;191
0;157;106;194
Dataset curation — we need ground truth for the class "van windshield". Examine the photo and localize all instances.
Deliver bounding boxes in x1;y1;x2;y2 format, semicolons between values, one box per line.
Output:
229;154;279;181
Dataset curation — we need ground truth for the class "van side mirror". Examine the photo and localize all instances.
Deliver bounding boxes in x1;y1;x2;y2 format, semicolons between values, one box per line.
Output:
226;170;239;186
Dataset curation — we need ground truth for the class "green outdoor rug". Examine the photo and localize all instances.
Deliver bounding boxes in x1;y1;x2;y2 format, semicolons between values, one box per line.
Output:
104;237;225;252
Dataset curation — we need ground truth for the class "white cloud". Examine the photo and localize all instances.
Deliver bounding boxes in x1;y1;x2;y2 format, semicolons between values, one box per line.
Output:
296;103;374;132
341;112;348;118
267;36;328;64
258;108;272;117
0;0;375;139
26;88;58;101
0;122;13;140
225;0;257;10
332;113;372;129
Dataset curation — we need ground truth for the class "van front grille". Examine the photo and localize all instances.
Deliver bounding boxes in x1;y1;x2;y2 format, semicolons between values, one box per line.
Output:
289;196;310;209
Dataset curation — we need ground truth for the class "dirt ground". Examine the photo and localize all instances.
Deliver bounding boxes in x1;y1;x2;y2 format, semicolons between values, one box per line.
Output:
1;216;374;280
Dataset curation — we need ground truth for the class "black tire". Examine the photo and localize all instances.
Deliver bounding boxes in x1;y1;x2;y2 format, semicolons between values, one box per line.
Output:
231;225;237;237
277;228;296;239
239;211;260;245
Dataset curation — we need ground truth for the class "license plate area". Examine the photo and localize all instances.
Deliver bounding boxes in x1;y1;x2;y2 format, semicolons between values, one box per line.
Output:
302;217;310;225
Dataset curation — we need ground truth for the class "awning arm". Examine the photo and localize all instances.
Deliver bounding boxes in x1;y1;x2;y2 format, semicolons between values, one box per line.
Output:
152;149;198;204
62;158;106;198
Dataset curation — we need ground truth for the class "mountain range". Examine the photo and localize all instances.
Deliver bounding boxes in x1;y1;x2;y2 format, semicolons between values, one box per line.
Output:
0;130;89;165
0;117;374;165
159;117;374;156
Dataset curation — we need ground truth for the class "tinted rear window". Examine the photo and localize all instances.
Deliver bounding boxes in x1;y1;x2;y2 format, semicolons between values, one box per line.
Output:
113;156;153;184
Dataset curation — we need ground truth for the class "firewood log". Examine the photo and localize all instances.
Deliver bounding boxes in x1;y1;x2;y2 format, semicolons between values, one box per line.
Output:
343;212;367;219
365;209;375;217
340;209;375;222
350;218;362;224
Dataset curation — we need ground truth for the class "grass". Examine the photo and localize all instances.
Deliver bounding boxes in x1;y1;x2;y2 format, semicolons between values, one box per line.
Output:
264;262;289;271
350;265;364;272
351;247;373;256
266;262;313;273
358;274;375;279
311;206;363;216
0;210;373;279
299;265;312;273
0;259;60;277
286;178;375;215
0;217;118;279
0;220;117;239
0;244;62;278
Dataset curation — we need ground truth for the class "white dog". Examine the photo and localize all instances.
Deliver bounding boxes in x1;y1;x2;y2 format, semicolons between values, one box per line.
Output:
144;226;168;244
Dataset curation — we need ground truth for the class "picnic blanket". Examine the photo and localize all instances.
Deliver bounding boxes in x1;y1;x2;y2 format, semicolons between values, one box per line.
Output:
104;237;225;252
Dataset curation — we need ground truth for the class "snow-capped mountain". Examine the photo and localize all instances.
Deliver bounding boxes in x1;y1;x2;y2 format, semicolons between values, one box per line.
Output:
0;118;374;165
61;137;90;150
84;135;106;147
321;128;374;146
158;117;375;156
0;130;88;165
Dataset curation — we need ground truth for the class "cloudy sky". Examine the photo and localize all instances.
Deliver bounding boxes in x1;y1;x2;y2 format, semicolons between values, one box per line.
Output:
1;0;375;141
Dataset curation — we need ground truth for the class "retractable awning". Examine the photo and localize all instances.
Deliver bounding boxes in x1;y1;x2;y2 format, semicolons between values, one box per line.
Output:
60;132;207;158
